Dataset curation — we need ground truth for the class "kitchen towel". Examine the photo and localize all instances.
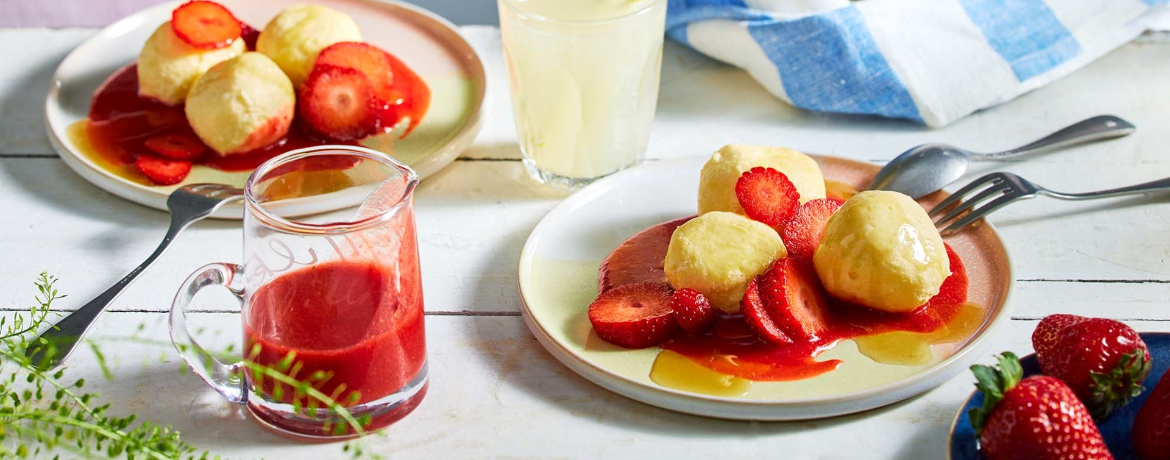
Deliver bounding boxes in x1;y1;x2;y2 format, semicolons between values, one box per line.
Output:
666;0;1169;126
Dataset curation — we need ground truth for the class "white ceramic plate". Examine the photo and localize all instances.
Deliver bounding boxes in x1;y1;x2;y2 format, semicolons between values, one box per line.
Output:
517;156;1014;420
45;0;485;218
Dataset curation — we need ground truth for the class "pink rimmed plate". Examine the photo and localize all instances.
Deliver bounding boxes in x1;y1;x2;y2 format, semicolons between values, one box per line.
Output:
45;0;485;218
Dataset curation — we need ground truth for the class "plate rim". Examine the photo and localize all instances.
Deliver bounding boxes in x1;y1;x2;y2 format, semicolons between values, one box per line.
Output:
946;331;1170;460
517;156;1015;420
43;0;486;218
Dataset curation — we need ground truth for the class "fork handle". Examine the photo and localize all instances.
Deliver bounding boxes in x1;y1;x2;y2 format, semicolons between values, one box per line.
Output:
974;115;1136;160
1042;177;1170;201
24;218;188;370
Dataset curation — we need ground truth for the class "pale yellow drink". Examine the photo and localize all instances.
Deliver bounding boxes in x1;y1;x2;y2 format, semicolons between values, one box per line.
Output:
498;0;667;189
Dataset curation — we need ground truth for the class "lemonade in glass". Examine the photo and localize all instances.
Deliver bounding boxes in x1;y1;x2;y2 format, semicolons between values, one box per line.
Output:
498;0;667;189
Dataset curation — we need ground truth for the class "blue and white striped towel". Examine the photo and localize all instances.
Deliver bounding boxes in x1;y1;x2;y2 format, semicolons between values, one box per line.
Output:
666;0;1169;126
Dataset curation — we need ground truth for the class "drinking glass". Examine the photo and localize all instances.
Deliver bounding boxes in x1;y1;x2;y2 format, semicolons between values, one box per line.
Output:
498;0;667;190
169;145;427;438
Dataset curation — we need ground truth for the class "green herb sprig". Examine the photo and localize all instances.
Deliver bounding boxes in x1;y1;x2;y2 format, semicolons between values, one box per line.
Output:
0;273;383;459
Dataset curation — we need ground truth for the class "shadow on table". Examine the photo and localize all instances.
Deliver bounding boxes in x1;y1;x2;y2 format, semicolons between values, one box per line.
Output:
946;160;1170;229
98;359;294;450
414;147;568;202
0;157;239;291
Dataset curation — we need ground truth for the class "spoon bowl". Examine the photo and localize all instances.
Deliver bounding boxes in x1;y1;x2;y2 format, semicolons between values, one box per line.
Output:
869;143;973;199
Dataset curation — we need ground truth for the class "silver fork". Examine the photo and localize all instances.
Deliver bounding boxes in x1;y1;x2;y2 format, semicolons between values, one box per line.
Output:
25;184;244;370
929;172;1170;235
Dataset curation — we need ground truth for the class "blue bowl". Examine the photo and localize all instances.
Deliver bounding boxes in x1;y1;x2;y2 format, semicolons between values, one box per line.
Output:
949;332;1170;460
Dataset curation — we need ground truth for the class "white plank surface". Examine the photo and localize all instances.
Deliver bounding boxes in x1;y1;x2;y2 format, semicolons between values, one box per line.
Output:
14;311;1169;460
0;24;1168;460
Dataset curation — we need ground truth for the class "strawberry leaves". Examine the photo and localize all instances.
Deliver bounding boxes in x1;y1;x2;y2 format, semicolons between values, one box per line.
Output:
969;352;1023;436
1087;349;1152;419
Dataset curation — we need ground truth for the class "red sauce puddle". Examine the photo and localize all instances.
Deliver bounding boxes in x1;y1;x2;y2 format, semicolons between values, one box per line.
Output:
600;217;971;383
83;60;430;178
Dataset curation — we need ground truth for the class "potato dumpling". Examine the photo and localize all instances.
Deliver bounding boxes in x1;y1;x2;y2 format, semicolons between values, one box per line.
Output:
813;191;949;312
137;22;245;105
664;212;787;313
257;5;362;87
698;144;827;215
185;53;295;155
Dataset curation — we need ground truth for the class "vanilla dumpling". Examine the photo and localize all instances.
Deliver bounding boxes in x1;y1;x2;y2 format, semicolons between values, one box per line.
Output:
185;53;295;155
257;5;362;86
813;191;950;312
664;212;787;313
698;144;827;215
137;22;245;105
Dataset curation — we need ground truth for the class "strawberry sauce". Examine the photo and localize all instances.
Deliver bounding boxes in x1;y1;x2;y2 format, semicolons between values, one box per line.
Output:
82;61;430;177
86;64;345;173
605;218;971;383
243;260;426;430
382;53;431;137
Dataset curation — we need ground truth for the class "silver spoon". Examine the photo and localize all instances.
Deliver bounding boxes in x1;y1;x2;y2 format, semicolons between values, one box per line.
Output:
25;184;244;370
868;115;1136;199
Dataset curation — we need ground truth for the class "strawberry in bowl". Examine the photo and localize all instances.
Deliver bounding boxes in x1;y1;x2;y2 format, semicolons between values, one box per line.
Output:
1134;370;1170;460
1032;314;1152;418
968;352;1113;460
952;319;1170;460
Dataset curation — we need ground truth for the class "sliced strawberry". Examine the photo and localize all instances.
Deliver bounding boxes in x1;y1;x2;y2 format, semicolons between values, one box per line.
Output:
758;258;831;342
315;42;395;101
143;133;206;160
239;22;260;51
171;1;242;50
740;278;792;344
781;198;841;260
587;283;677;349
670;288;715;335
735;167;801;228
298;66;378;142
135;155;191;185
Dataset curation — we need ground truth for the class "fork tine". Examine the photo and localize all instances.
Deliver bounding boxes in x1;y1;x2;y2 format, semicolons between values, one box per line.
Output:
931;182;1010;228
940;193;1019;235
928;173;1005;217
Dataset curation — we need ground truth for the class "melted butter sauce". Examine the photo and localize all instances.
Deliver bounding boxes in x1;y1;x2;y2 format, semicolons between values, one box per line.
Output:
824;180;859;202
852;302;984;365
650;350;751;397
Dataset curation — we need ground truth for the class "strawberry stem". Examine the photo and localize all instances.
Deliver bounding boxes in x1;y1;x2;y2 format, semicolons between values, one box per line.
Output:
968;352;1023;436
1087;349;1151;418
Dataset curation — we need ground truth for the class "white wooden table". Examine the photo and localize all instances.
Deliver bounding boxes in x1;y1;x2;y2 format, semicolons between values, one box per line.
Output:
1;24;1168;459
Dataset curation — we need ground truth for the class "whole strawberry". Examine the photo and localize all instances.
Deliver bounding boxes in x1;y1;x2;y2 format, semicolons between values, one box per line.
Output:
669;288;715;335
1032;314;1151;418
1134;371;1170;460
969;352;1114;460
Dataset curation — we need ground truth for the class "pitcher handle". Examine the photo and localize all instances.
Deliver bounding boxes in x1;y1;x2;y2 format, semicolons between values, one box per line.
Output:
169;263;247;404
